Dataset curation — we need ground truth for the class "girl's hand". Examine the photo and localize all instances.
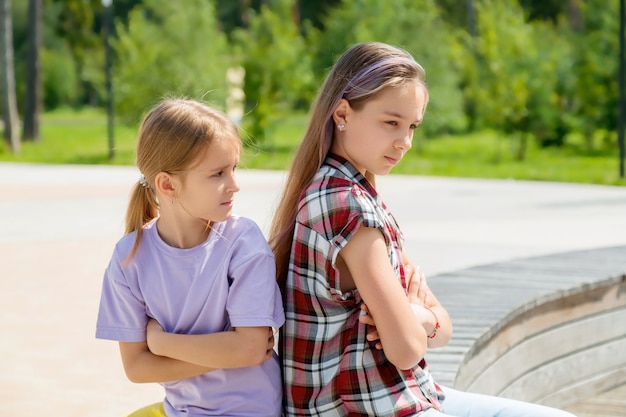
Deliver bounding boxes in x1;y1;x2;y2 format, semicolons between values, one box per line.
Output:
358;265;429;351
405;265;443;340
231;326;275;361
264;328;277;360
359;304;383;350
406;264;430;307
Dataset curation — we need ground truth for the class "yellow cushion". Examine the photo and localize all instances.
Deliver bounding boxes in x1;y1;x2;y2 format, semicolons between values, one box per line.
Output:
125;402;165;417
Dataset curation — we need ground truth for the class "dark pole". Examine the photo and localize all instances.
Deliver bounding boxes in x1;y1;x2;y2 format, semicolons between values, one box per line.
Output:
617;0;626;178
103;0;114;161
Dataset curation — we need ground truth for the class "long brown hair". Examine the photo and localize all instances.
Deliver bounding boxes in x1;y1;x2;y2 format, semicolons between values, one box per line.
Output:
124;98;240;261
268;42;428;291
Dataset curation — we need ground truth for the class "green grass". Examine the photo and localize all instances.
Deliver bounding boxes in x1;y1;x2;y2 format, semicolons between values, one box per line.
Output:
1;108;624;186
397;131;626;185
0;108;138;165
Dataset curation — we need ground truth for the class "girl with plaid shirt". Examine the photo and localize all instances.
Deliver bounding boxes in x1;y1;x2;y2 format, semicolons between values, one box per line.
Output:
269;42;576;417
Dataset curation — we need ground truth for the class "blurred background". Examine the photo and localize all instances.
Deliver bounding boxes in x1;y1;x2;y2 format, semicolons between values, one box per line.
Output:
1;0;624;185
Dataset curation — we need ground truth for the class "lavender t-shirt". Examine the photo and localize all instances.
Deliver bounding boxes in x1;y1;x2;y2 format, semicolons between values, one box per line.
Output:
96;215;285;417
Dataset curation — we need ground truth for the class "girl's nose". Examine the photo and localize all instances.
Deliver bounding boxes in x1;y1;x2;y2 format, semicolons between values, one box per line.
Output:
229;174;241;193
396;131;413;151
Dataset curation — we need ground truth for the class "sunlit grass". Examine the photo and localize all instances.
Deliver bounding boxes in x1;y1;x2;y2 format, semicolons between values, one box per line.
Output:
1;108;624;186
0;107;137;165
396;131;625;185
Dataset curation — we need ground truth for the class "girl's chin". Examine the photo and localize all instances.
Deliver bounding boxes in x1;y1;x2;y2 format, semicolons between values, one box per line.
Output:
373;168;393;176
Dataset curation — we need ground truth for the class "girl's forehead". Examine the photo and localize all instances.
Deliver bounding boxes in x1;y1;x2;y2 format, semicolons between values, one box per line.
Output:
207;135;241;157
205;134;241;154
366;84;427;113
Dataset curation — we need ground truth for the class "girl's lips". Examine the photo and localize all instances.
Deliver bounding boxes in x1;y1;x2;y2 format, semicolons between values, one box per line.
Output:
385;156;399;165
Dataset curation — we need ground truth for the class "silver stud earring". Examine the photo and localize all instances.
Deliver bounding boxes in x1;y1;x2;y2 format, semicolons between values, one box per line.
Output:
338;124;346;131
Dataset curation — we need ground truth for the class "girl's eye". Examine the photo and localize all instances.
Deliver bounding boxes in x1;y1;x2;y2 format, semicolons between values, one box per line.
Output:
410;124;419;130
386;121;398;126
213;165;237;177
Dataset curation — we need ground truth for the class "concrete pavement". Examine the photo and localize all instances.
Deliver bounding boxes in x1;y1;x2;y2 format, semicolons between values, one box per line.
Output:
1;162;626;416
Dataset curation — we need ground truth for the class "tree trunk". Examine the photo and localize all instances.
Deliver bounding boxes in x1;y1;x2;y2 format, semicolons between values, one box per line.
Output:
0;0;20;153
23;0;42;142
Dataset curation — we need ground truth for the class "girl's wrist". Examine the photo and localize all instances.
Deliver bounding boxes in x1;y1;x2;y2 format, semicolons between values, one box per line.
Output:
410;304;440;339
424;307;440;339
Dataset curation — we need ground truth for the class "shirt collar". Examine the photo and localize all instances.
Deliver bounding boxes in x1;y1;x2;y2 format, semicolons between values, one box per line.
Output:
324;153;378;197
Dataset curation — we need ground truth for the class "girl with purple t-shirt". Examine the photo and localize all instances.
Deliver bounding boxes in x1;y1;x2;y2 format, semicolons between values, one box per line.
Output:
96;98;284;417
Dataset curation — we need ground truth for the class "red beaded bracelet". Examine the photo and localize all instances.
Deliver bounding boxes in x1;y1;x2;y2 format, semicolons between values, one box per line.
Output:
425;307;440;339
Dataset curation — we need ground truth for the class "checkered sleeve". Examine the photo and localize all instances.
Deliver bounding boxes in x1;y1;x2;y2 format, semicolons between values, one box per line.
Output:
299;177;393;295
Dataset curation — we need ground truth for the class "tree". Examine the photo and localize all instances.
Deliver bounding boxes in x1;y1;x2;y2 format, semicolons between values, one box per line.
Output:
23;0;42;142
313;0;467;137
568;0;620;149
0;0;20;153
51;0;103;105
461;0;573;159
112;0;230;124
296;0;340;30
233;0;315;144
215;0;253;35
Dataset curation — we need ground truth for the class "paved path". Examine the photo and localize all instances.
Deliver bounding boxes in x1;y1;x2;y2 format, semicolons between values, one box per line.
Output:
1;162;625;416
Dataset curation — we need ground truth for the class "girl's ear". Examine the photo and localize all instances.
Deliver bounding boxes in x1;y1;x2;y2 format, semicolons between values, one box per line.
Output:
332;98;352;127
154;172;177;200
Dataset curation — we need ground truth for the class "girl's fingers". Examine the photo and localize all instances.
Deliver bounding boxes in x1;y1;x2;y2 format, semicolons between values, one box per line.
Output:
407;264;423;304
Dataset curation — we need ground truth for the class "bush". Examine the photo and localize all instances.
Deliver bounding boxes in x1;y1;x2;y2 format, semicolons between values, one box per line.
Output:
112;0;230;124
42;47;78;110
233;0;315;145
312;0;468;137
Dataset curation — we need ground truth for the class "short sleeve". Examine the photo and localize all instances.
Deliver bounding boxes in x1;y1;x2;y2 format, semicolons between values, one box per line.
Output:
95;250;148;342
225;219;285;329
321;183;388;268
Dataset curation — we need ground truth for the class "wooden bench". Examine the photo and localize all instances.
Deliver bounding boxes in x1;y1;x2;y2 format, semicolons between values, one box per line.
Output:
424;245;626;410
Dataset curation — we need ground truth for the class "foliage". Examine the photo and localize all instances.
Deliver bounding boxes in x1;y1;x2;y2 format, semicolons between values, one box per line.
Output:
49;0;103;105
4;0;624;181
14;0;92;111
50;0;102;53
1;109;623;186
111;0;230;124
460;0;576;160
569;0;620;149
41;46;78;109
523;20;575;147
312;0;468;137
466;0;532;133
518;0;566;23
232;0;315;144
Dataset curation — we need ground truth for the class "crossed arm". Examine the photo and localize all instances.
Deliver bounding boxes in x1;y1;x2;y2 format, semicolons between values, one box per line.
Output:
120;224;450;381
118;325;276;383
339;226;452;370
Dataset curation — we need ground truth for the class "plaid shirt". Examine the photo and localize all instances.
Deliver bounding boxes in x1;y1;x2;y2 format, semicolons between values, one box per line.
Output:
281;154;443;416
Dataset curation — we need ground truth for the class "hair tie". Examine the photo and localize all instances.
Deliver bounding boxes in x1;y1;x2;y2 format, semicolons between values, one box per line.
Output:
138;173;150;188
